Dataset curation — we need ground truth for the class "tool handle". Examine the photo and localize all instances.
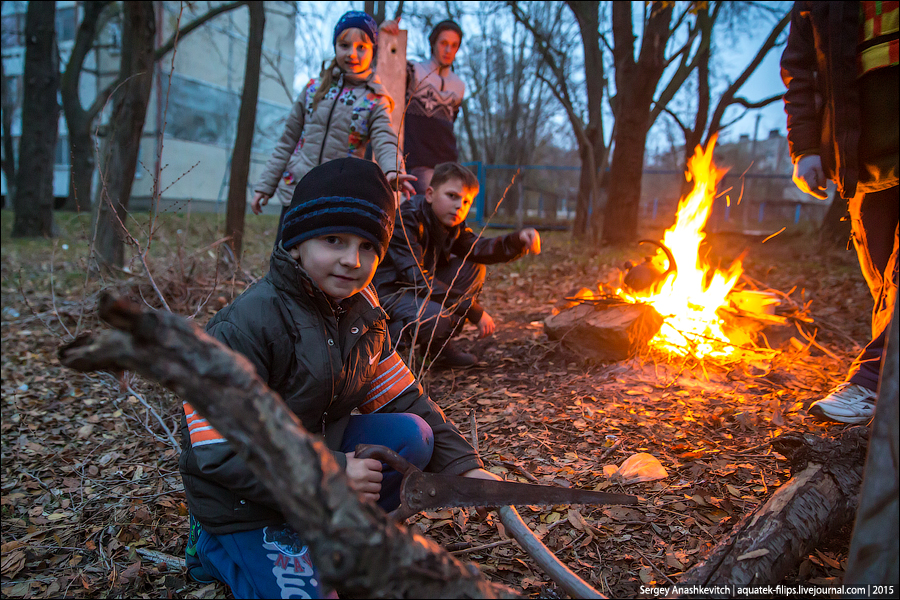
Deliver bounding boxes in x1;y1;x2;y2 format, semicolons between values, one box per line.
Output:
354;443;417;475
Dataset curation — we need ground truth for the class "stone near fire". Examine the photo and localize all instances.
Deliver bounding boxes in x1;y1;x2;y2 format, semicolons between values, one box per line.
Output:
543;302;664;362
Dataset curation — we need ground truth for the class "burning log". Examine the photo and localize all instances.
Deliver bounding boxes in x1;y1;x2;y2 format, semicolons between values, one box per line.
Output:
543;300;664;362
673;428;868;596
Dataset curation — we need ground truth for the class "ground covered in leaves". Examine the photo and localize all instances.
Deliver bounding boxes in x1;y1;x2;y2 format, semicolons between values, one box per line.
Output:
1;209;873;598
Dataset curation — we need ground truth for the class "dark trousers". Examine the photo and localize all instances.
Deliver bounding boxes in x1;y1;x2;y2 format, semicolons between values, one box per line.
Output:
847;185;899;391
381;257;486;351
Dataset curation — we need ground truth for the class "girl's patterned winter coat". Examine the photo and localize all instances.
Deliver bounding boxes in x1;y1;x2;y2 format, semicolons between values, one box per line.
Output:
255;69;403;207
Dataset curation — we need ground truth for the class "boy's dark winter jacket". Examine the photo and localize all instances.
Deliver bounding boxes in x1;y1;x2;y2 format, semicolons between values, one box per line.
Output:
179;245;483;535
373;194;528;324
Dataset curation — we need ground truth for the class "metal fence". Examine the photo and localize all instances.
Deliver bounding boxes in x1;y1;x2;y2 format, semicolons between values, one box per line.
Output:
462;162;829;232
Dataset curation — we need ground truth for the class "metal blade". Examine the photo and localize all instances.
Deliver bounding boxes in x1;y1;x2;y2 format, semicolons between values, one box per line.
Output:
402;471;637;513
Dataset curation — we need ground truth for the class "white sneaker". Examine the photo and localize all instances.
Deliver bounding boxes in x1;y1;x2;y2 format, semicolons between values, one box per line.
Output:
808;383;877;424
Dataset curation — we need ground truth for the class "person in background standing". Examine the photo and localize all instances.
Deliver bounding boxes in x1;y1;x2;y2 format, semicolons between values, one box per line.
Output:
381;18;465;195
781;1;898;424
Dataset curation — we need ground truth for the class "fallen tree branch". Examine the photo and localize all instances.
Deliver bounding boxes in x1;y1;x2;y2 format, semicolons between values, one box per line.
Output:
58;294;516;599
498;506;603;599
673;428;868;594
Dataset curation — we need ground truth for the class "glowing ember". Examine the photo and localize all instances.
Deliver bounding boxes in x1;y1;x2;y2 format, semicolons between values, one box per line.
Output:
621;135;743;357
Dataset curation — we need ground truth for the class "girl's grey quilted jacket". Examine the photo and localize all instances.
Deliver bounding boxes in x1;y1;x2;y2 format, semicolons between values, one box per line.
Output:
255;69;403;207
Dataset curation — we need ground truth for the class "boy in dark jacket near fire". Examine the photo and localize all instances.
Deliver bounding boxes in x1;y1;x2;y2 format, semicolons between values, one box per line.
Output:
373;162;541;368
179;158;491;598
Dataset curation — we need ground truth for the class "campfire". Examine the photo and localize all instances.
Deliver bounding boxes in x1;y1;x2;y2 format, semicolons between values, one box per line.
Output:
619;135;743;358
545;136;794;363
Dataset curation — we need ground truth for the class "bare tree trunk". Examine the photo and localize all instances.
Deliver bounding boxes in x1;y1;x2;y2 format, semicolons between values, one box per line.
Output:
845;301;899;586
602;1;673;246
225;2;264;261
57;295;518;599
60;1;112;213
566;1;605;240
93;1;155;268
574;145;595;238
364;0;388;24
12;0;59;238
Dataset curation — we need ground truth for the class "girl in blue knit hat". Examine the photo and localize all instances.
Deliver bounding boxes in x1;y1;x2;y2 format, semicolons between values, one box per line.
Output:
252;10;416;246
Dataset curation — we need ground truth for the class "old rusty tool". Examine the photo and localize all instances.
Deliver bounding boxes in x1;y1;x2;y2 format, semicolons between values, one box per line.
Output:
356;444;638;521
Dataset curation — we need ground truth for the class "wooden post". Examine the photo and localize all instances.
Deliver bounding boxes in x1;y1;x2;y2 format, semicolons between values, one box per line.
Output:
375;26;406;205
375;28;406;146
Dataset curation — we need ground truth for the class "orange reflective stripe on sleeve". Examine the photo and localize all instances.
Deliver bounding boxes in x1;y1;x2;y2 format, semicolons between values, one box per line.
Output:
359;351;416;414
183;401;226;447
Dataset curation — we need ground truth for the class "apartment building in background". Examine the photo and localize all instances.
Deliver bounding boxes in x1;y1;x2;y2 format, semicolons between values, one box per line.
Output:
1;1;296;212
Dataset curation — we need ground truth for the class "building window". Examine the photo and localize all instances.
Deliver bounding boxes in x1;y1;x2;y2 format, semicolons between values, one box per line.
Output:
56;6;76;43
55;136;69;167
159;72;289;155
1;7;76;46
1;12;25;47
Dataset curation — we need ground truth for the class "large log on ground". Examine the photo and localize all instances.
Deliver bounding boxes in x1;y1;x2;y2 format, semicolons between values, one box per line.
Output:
674;428;868;596
544;302;663;361
58;295;517;599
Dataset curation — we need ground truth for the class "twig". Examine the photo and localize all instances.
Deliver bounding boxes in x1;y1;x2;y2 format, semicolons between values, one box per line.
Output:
499;461;540;483
794;321;840;361
15;269;63;338
450;538;515;555
125;382;180;455
136;253;172;312
634;547;677;587
598;440;622;462
469;409;479;453
734;439;775;455
126;546;185;570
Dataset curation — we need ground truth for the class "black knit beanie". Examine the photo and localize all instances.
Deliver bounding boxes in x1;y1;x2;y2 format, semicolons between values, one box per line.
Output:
428;19;463;51
281;158;395;258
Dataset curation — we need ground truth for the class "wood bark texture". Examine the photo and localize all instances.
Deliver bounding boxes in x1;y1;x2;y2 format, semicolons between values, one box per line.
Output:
544;302;663;361
225;2;264;260
58;294;518;599
12;0;59;238
60;0;111;213
675;428;868;595
93;1;155;268
845;300;899;585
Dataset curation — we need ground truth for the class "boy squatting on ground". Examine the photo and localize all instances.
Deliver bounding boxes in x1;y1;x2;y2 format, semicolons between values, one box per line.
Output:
178;158;496;599
373;162;542;368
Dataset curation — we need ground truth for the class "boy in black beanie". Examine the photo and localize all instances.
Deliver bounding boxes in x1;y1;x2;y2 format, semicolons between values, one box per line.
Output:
178;158;492;598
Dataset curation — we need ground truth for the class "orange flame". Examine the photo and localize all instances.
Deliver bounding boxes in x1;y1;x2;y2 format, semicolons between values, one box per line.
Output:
622;135;743;357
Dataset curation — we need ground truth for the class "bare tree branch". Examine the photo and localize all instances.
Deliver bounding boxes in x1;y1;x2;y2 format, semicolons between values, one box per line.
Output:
705;10;790;144
730;93;784;110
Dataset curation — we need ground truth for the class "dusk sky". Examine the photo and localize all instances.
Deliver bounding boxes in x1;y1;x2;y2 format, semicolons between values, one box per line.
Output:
294;2;793;152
